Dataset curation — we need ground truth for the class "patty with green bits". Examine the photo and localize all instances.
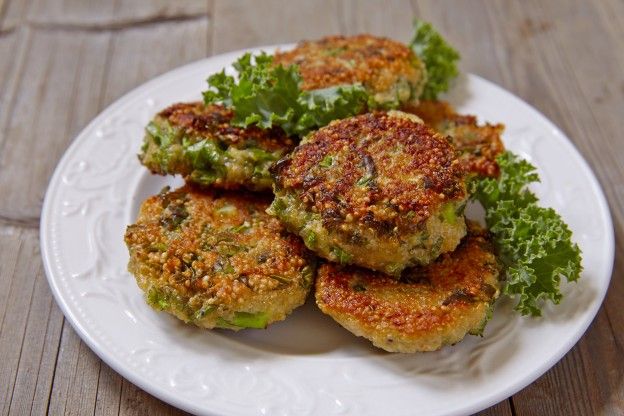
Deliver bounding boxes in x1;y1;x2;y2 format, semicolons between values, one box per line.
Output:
273;35;427;108
139;102;295;192
403;100;505;178
269;110;468;276
315;222;501;353
124;185;316;330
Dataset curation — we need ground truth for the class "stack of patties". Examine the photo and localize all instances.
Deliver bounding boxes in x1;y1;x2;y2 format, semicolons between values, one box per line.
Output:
125;103;316;330
269;109;502;352
273;36;504;352
125;34;506;352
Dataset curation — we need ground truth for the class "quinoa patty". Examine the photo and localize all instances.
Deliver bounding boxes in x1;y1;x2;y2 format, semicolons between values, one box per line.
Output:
274;35;426;108
139;102;295;192
315;222;501;353
269;111;467;276
404;101;505;177
124;185;315;330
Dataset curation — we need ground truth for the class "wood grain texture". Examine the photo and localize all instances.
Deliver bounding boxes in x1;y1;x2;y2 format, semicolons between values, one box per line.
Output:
476;401;513;416
0;29;111;225
28;0;207;28
0;31;25;164
338;0;416;40
0;16;209;226
0;0;31;179
411;0;507;86
0;226;63;416
211;0;342;54
0;0;622;415
101;18;209;107
47;323;101;416
0;0;29;31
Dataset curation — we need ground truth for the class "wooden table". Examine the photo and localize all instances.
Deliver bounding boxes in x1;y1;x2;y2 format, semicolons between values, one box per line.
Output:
1;1;622;414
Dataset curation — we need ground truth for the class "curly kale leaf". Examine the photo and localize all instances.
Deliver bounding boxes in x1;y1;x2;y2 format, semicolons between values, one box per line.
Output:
410;19;460;100
203;52;368;137
471;152;583;316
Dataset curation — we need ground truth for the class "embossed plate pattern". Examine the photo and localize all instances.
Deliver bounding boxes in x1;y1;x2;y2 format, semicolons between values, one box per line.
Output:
40;46;614;416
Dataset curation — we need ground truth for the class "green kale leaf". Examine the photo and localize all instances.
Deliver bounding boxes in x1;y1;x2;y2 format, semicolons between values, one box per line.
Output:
470;152;583;316
410;19;460;100
203;52;368;137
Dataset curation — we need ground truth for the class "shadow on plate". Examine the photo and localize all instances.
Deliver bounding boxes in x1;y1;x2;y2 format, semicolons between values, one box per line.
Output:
364;297;522;387
219;299;381;356
143;295;381;359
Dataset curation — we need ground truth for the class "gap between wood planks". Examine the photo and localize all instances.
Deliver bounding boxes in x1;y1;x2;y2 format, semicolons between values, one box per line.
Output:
27;12;206;33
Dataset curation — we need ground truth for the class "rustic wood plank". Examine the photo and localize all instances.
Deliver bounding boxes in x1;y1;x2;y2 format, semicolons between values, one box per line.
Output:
0;31;28;140
484;0;624;194
412;0;508;87
537;0;624;218
338;0;416;41
211;0;342;54
0;15;208;225
47;321;99;415
598;0;624;47
101;17;208;107
474;400;513;416
0;29;110;225
0;0;32;152
28;0;207;28
28;311;64;416
0;0;29;31
0;227;49;415
93;364;123;416
5;251;64;416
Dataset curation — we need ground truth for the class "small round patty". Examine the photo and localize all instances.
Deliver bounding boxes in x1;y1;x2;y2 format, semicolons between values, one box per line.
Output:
274;35;426;108
269;111;467;276
403;100;505;177
124;185;315;330
315;222;501;353
139;102;295;192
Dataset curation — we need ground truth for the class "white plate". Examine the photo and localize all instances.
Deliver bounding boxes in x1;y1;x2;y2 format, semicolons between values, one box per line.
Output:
41;45;614;416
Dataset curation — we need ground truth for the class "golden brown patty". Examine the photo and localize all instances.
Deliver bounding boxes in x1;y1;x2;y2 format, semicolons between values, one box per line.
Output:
315;222;501;352
403;101;505;177
274;35;426;107
124;185;315;330
269;111;467;276
139;102;295;191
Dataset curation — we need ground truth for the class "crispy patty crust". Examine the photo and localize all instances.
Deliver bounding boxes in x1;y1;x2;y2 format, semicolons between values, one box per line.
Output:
139;102;295;191
315;222;501;352
404;101;505;177
274;35;426;108
269;111;467;276
124;185;315;330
